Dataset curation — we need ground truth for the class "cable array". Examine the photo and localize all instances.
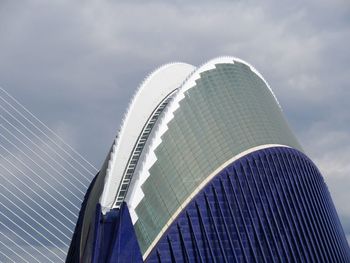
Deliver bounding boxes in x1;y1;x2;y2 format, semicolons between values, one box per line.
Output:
0;88;97;262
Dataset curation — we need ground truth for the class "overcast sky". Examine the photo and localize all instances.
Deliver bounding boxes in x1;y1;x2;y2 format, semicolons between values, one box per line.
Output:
0;0;349;246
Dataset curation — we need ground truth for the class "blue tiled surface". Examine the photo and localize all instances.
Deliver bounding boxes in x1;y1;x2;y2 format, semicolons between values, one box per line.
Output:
89;203;143;263
145;147;350;262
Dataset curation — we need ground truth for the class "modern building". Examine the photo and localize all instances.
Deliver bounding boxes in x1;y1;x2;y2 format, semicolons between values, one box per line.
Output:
66;57;350;262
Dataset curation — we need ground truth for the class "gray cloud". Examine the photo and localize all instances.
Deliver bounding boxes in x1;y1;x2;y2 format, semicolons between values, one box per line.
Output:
0;0;349;252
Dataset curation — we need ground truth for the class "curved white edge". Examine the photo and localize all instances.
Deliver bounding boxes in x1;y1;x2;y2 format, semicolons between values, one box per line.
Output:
142;144;292;259
126;56;283;222
99;62;196;213
184;56;281;108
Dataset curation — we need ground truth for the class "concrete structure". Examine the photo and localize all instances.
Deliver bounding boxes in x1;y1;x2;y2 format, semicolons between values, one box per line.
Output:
66;57;350;263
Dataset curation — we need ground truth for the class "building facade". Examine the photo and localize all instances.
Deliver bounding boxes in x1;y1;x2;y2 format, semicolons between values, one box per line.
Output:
66;57;350;262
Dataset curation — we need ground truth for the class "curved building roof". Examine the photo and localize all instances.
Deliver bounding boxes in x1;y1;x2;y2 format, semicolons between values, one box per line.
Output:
99;56;302;257
66;57;350;263
100;63;196;212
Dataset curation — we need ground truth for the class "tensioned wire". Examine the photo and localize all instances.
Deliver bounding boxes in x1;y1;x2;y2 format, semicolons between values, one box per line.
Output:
0;211;64;262
0;201;68;255
0;182;71;240
0;88;96;262
0;170;75;230
0;231;45;263
0;145;80;211
0;103;92;184
0;235;31;263
0;87;97;175
0;190;70;245
0;149;79;215
0;231;40;262
0;220;58;263
0;131;85;199
0;249;15;263
0;110;91;186
0;117;88;192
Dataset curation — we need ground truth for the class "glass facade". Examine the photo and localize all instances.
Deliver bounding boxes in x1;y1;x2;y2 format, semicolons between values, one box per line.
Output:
145;147;350;262
66;58;349;262
134;62;302;254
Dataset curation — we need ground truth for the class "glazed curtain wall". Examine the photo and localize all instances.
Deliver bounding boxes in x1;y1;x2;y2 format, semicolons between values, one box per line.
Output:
134;62;302;253
145;147;350;263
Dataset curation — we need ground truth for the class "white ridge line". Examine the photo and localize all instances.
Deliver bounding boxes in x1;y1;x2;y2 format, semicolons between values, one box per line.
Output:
0;87;97;173
0;131;84;199
0;181;71;240
0;235;31;263
0;201;68;255
142;144;291;258
1;117;89;191
0;215;62;262
0;103;92;182
0;190;70;245
0;152;79;219
0;171;75;231
0;145;80;211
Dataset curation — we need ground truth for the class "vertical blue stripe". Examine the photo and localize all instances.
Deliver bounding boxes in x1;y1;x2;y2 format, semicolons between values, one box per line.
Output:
145;147;350;263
